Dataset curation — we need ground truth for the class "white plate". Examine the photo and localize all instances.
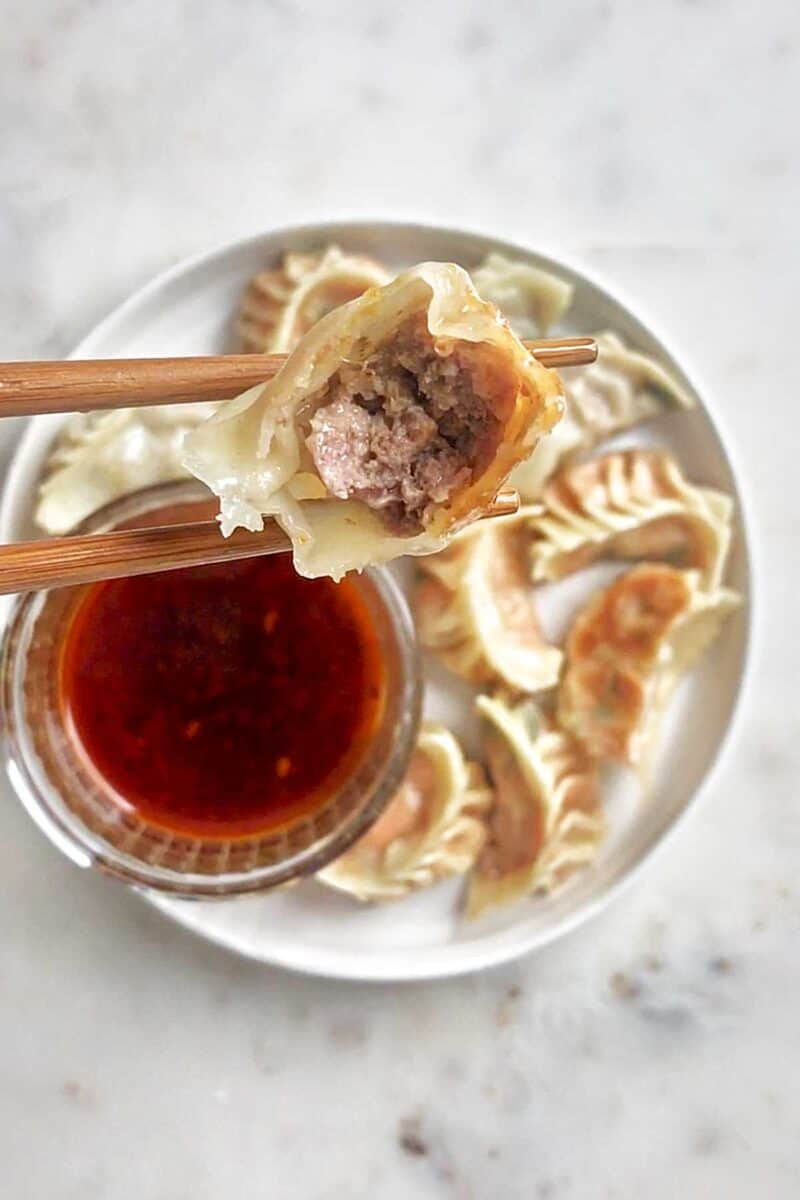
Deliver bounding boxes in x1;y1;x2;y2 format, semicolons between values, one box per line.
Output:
0;221;753;981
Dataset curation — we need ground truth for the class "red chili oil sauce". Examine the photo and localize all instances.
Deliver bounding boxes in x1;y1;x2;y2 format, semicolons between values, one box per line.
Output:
58;539;386;839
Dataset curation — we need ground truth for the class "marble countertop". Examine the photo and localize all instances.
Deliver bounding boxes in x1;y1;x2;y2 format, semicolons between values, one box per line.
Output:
1;2;798;1196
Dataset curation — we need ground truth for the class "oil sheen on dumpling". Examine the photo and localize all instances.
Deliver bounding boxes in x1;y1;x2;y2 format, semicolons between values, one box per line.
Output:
35;403;217;535
238;245;392;354
414;510;562;694
558;563;740;766
529;450;733;588
317;724;491;901
470;252;574;339
466;696;604;918
510;331;695;500
183;263;565;579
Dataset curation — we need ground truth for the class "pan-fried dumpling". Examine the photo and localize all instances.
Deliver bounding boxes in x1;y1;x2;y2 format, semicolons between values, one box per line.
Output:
414;510;562;693
238;245;392;354
317;724;491;901
558;564;740;766
35;403;217;535
466;696;604;918
184;263;565;580
510;331;695;500
529;450;733;588
470;252;574;339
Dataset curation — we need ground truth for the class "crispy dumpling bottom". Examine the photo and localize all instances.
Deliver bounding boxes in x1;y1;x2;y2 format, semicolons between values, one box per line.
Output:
558;564;740;767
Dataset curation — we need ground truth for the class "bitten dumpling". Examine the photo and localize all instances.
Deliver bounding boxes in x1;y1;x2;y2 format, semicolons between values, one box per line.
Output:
414;510;562;694
558;564;740;766
35;403;217;535
510;331;695;500
529;450;733;588
466;696;604;918
184;263;565;579
471;252;574;339
317;724;491;901
238;245;392;354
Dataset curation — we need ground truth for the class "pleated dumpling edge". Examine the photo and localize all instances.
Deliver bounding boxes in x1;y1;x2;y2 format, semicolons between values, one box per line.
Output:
182;262;565;580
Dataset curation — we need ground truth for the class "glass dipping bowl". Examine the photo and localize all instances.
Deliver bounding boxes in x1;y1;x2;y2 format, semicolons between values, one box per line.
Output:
1;482;422;898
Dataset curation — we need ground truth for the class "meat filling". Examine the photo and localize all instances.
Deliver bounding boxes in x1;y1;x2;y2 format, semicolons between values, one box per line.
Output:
306;316;510;532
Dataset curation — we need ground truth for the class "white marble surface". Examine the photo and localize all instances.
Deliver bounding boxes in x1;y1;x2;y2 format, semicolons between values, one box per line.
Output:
0;2;798;1196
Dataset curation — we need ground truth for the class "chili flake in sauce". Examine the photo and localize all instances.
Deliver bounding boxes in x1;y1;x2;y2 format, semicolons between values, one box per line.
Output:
59;553;385;838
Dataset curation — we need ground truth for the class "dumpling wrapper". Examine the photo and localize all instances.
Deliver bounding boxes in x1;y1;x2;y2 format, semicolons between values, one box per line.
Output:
510;331;695;500
414;509;562;694
466;696;604;918
529;449;733;588
238;245;392;354
183;263;564;580
317;724;491;901
36;247;390;536
35;403;217;535
558;563;740;767
470;252;574;339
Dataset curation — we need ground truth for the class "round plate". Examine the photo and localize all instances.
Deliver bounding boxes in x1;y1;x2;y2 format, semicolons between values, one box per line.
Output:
0;221;752;981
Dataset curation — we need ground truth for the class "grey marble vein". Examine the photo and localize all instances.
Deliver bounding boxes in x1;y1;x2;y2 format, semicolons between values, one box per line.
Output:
0;0;798;1196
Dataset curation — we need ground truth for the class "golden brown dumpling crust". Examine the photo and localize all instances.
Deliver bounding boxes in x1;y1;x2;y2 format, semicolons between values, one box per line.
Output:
558;564;740;766
567;563;693;667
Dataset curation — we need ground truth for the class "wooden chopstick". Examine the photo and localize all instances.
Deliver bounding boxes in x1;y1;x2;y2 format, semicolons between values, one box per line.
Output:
0;490;521;596
0;518;290;595
0;338;597;419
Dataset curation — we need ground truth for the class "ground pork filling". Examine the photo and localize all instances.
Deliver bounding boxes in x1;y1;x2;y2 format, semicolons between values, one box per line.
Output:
305;316;508;533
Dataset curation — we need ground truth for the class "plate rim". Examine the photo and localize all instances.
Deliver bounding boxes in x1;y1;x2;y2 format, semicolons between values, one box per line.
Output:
0;218;756;982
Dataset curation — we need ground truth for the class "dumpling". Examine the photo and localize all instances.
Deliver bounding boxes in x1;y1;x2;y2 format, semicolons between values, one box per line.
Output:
466;696;604;918
565;330;694;427
238;245;392;354
35;403;217;534
317;724;491;901
470;252;574;339
558;564;740;766
184;262;565;580
529;450;733;588
510;331;695;500
414;509;562;694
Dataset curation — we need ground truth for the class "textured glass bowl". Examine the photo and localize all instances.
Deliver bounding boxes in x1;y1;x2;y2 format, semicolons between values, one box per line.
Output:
1;481;423;898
